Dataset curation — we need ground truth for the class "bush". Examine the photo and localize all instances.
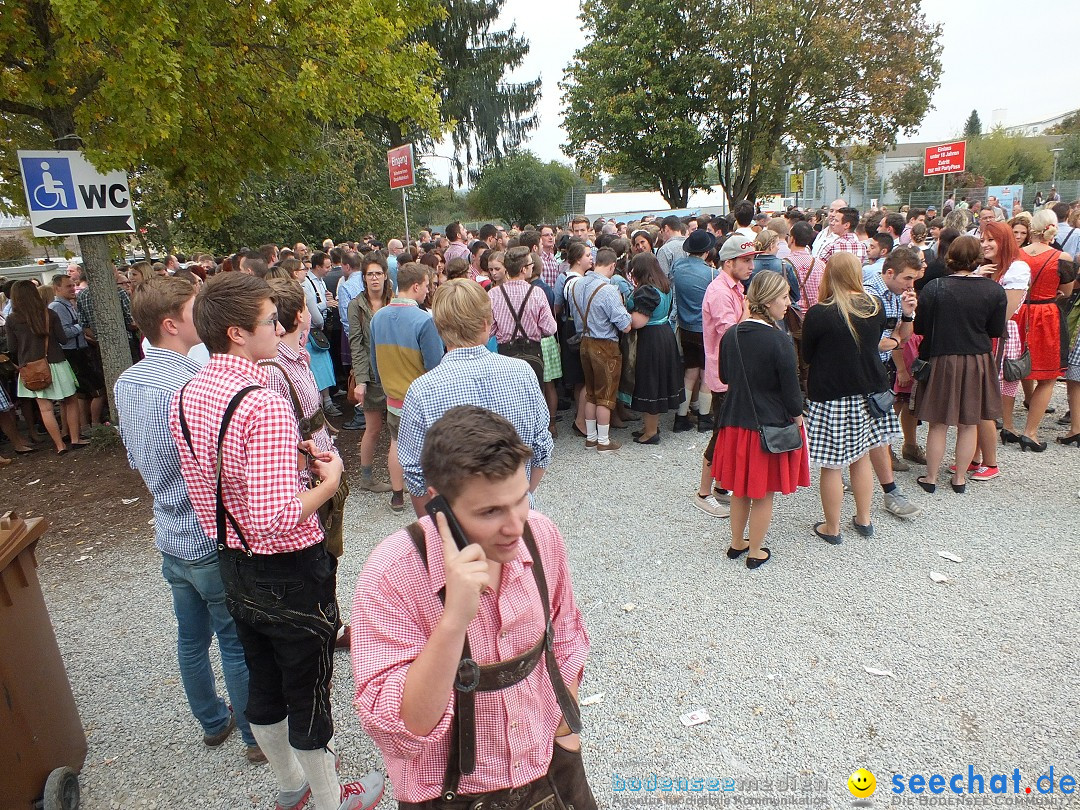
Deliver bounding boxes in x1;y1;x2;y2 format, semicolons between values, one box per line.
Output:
0;235;30;261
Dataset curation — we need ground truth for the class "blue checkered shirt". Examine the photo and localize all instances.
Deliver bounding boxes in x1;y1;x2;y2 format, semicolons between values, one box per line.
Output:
397;345;553;497
114;347;212;560
863;272;903;363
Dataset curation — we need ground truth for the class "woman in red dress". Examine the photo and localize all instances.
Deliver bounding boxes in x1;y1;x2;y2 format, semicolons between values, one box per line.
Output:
712;271;810;569
1017;210;1073;450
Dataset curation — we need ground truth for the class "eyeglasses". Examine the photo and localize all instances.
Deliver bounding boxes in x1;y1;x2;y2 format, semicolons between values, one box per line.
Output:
254;316;279;329
365;271;385;278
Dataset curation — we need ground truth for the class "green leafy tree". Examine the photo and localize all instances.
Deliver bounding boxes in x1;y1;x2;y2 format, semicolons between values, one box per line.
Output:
1057;134;1080;180
563;0;942;209
0;0;442;412
467;152;578;224
964;110;983;138
889;161;937;198
1046;111;1080;136
966;128;1053;186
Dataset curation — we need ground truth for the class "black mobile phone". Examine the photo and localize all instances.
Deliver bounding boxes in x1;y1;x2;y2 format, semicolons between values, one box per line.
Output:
425;495;470;551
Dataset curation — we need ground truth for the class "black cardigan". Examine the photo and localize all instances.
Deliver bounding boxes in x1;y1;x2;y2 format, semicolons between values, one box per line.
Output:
717;321;804;431
802;302;890;401
914;275;1007;357
6;309;68;366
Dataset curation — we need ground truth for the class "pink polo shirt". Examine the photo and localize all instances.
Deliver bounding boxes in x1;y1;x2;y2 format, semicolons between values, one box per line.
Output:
702;271;745;393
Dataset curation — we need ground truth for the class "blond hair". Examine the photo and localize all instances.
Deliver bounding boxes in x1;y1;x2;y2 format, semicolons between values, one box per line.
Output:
432;278;491;348
1029;209;1058;244
754;228;779;253
819;253;880;345
747;270;789;321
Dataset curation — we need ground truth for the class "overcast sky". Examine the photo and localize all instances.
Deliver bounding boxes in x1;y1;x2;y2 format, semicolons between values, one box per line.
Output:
421;0;1076;180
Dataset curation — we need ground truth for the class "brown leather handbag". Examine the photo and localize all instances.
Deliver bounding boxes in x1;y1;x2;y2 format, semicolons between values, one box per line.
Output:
19;312;52;391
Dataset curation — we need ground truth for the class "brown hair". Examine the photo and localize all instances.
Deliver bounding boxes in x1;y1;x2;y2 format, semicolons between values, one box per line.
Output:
279;257;303;278
193;272;272;354
266;278;306;335
629;252;669;293
129;261;152;284
421;405;532;502
131;277;197;344
944;235;982;275
445;258;469;280
397;262;428;292
431;278;491;348
504;246;532;279
10;280;47;335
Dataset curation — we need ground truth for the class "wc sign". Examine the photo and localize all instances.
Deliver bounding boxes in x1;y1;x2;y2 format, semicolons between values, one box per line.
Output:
17;150;135;237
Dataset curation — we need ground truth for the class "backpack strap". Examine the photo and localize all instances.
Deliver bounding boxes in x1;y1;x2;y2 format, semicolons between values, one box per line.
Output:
258;360;324;441
178;384;260;555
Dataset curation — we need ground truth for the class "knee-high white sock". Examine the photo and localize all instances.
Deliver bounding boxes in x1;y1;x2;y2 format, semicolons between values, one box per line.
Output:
294;742;341;810
250;720;305;793
697;390;712;418
585;419;597;442
597;423;610;445
678;388;693;416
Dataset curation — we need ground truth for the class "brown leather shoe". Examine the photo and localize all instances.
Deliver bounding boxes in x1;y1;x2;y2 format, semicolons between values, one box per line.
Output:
203;712;235;747
246;744;267;764
902;443;927;465
596;439;621;453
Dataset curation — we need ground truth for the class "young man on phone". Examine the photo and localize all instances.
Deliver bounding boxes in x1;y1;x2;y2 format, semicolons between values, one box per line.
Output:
351;405;595;810
170;273;382;810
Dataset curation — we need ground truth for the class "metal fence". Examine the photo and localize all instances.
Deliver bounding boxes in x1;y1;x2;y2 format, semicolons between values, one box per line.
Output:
909;180;1080;212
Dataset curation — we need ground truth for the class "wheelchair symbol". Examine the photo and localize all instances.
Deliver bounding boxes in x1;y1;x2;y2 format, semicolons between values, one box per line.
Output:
33;161;69;209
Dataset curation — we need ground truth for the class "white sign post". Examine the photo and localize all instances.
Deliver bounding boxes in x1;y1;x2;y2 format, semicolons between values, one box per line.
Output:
17;150;135;237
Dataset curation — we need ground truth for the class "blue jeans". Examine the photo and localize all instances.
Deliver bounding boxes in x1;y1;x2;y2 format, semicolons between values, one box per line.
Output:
161;550;255;746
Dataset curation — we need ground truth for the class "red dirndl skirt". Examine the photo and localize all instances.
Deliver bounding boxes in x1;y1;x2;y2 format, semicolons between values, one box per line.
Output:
711;425;811;499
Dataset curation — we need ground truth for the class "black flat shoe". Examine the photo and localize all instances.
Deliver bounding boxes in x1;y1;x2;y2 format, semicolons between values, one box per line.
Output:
813;522;842;545
1018;435;1047;452
632;429;645;439
725;540;750;560
746;548;771;569
572;423;587;438
950;478;966;494
1000;428;1021;444
916;476;936;493
851;518;874;537
1057;433;1080;446
633;433;660;445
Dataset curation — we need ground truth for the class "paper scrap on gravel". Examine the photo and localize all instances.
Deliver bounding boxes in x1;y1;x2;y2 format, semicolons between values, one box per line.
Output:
28;479;40;485
121;497;140;505
622;603;636;612
680;709;711;726
929;572;949;584
863;666;897;679
938;551;963;563
580;693;604;706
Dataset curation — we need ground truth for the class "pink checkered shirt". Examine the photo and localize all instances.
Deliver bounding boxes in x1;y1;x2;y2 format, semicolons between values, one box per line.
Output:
351;512;590;802
702;272;745;393
170;353;323;555
539;249;560;287
818;231;867;266
489;280;558;343
260;341;336;457
786;251;823;312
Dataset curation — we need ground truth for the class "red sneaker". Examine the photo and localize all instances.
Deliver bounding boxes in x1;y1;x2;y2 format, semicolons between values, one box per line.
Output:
970;465;1000;481
947;462;981;474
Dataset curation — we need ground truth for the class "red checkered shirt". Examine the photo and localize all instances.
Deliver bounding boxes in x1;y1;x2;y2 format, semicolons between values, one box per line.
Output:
489;280;558;343
539;250;560;287
818;231;867;266
786;251;824;312
260;341;336;457
351;512;590;802
169;353;323;555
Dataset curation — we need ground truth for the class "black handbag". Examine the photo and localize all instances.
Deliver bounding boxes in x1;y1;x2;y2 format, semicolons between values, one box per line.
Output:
909;357;931;383
308;327;330;351
734;323;803;454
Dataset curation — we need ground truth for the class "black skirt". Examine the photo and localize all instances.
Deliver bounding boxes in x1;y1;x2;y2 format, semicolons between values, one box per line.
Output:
631;323;684;414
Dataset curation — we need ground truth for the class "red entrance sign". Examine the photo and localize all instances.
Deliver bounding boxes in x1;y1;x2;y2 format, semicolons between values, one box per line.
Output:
923;141;967;177
387;144;415;189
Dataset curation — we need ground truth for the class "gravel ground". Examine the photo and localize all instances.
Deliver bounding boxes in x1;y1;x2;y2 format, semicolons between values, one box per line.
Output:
31;387;1080;810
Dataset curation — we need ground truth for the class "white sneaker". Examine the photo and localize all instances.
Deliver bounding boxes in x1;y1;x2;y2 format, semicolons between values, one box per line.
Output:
693;493;730;518
711;486;732;505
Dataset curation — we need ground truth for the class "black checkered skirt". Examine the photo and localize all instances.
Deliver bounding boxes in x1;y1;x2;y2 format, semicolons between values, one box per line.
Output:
805;394;901;468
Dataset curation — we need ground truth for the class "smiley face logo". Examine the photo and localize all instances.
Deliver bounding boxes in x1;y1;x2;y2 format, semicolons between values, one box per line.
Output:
848;768;876;798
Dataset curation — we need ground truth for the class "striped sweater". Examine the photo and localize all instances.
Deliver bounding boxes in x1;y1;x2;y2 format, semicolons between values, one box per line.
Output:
369;298;444;413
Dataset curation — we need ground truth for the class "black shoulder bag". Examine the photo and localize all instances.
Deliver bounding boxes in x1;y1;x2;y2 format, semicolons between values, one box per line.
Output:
496;284;544;381
733;323;803;454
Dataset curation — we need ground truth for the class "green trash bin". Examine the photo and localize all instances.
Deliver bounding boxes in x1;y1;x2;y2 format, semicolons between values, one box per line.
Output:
0;512;87;810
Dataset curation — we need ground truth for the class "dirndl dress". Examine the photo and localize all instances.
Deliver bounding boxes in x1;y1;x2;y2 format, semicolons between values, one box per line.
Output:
711;425;810;499
16;360;78;401
805;394;901;468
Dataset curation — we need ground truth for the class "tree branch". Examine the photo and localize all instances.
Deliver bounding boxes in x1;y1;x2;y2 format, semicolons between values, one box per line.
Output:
0;98;48;121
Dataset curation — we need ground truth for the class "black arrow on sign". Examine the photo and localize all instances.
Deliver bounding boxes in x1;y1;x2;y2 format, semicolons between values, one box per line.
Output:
36;215;133;235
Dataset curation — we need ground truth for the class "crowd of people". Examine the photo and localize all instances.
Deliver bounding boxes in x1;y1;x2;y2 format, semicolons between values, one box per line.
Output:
1;193;1078;810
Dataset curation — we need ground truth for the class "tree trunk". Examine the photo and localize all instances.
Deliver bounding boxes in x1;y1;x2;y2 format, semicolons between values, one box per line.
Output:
79;233;131;421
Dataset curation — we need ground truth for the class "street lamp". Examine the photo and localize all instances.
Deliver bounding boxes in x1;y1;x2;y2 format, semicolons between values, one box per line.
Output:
1051;148;1064;184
